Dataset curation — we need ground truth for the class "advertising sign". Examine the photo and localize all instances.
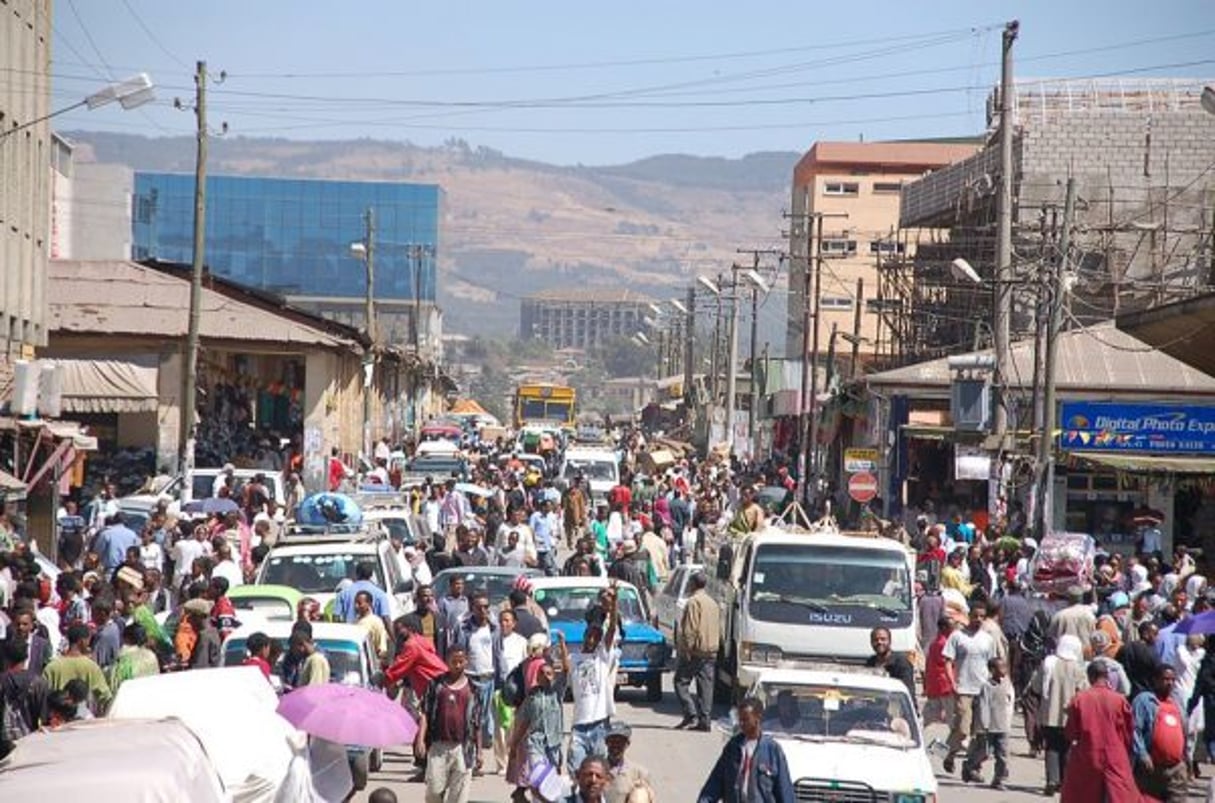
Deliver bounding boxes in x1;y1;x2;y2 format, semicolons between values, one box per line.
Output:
1059;402;1215;454
844;447;878;473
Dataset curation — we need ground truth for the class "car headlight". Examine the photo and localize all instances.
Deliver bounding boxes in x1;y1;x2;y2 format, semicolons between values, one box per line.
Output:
740;641;783;665
890;793;935;803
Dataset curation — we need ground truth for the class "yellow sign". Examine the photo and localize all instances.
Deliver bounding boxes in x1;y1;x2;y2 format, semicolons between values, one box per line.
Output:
844;448;878;473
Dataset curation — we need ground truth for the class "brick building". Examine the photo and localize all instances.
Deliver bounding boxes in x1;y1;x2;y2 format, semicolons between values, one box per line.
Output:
520;288;654;351
891;78;1215;365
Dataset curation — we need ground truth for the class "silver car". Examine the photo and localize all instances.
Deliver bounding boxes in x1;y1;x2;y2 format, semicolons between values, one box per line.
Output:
653;562;704;641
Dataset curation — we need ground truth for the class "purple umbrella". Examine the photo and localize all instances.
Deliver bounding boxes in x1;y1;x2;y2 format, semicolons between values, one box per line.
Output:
276;684;417;747
1176;610;1215;636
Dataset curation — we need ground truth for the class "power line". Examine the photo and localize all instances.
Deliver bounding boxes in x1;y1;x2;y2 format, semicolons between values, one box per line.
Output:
65;0;116;81
119;0;192;70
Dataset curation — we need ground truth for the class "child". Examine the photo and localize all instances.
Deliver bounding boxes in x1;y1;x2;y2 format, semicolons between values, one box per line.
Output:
963;655;1015;789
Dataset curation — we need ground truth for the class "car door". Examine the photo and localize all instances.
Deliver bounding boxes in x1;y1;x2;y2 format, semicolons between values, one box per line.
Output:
656;567;685;639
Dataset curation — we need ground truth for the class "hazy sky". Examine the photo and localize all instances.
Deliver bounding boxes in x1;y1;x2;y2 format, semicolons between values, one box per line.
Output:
38;0;1215;164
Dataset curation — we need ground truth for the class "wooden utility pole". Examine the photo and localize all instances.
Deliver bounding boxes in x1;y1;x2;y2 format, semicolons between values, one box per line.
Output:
850;277;864;379
682;285;695;408
179;61;208;474
362;208;376;459
1034;177;1076;538
993;20;1019;446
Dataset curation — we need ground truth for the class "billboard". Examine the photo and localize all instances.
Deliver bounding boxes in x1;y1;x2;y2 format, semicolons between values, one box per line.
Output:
1059;402;1215;454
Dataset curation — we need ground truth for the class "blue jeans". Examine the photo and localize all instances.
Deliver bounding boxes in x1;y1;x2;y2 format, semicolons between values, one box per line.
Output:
537;550;556;576
469;675;495;748
567;718;609;777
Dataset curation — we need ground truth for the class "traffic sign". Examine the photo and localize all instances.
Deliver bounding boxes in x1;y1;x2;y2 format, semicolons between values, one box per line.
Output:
848;471;879;503
843;447;878;473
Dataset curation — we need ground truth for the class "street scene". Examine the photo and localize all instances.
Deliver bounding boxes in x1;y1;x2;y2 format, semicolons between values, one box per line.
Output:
3;2;1215;802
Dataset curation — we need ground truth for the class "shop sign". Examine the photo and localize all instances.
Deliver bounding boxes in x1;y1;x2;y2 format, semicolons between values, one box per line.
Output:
954;445;991;480
1060;402;1215;454
844;447;878;473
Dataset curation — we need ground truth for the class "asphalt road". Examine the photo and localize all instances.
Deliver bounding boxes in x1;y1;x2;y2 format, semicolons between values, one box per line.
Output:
354;678;1215;801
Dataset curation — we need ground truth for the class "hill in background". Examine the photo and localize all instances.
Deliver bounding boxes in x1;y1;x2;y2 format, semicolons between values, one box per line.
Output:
65;132;796;338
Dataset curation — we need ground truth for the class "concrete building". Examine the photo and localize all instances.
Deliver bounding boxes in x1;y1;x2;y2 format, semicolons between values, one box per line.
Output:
49;137;134;261
1;0;52;360
520;288;654;350
894;78;1215;365
785;141;980;369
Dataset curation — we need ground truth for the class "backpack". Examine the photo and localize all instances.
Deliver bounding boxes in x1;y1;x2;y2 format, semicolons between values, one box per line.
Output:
501;659;529;708
1;691;29;744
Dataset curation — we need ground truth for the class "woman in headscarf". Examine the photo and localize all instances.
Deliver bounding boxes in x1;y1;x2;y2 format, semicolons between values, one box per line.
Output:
1035;633;1088;796
1185;574;1208;612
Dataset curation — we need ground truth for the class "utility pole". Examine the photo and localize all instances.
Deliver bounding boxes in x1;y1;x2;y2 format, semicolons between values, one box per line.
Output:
850;277;864;379
748;266;760;448
1034;177;1076;538
682;285;695;409
179;61;208;474
993;20;1019;447
362;208;376;460
724;270;741;453
709;274;724;404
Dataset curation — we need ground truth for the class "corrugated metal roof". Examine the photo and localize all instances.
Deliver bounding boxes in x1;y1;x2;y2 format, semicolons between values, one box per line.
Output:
1116;291;1215;379
49;260;355;349
866;321;1215;395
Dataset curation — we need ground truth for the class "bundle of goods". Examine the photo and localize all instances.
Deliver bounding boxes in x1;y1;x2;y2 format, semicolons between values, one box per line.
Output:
1030;531;1096;595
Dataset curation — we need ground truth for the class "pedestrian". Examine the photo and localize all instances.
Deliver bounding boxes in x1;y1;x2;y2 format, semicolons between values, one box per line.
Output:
922;615;956;726
565;582;620;775
866;625;916;704
354;590;390;662
42;623;110;715
385;614;448;701
185;598;222;670
942;601;996;775
107;622;160;693
241;631;274;679
962;656;1014;789
1132;664;1190;801
89;595;122;673
493;609;529;775
1060;660;1141;803
509;656;566;803
1119;621;1162;699
603;721;654;803
417;646;482;803
697;697;795;803
1090;631;1132;696
333;562;392;623
437;575;469;657
675;571;720;732
453;590;502;775
1039;633;1089;796
568;755;611;803
291;629;330;686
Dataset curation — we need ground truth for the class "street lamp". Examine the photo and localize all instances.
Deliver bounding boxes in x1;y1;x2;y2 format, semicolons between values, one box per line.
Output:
950;257;983;285
696;276;721;297
349;211;376;460
1;74;155;140
669;299;689;315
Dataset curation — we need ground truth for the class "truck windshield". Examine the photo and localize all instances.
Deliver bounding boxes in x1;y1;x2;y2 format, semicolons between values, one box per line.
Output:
563;459;617;482
759;682;920;747
748;544;911;621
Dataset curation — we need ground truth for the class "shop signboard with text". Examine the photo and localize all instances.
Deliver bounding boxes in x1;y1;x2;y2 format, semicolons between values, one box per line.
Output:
1059;402;1215;454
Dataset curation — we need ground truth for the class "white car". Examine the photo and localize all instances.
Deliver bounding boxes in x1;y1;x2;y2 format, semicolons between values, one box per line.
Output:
254;539;415;620
740;666;937;803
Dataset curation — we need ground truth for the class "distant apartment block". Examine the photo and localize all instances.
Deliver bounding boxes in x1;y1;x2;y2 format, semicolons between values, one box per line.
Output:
521;289;654;350
785;141;980;366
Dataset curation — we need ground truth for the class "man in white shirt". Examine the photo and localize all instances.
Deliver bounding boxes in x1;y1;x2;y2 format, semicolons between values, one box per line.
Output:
454;589;501;772
496;507;537;565
171;525;211;593
566;581;621;776
211;540;244;589
211;463;236;498
942;601;997;774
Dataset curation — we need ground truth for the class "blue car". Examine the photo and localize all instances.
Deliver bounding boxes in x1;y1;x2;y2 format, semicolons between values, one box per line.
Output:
530;577;672;702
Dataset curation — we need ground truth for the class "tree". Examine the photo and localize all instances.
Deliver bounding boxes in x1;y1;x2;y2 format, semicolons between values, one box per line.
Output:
596;337;654;379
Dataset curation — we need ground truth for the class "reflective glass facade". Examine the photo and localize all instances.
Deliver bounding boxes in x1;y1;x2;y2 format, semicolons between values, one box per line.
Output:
131;173;439;302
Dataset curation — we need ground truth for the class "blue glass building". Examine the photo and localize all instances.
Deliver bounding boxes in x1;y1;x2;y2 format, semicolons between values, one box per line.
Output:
131;173;440;306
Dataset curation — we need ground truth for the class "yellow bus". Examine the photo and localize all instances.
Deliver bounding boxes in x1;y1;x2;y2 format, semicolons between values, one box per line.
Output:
513;383;576;429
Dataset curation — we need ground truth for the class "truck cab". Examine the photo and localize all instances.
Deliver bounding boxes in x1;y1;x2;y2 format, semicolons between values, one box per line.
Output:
712;523;917;699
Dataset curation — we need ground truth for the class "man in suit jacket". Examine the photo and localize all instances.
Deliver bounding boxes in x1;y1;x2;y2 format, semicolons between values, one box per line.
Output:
9;608;52;674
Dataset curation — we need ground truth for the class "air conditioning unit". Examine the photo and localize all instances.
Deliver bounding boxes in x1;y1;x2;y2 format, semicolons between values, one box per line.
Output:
11;361;39;416
39;362;65;418
951;377;992;432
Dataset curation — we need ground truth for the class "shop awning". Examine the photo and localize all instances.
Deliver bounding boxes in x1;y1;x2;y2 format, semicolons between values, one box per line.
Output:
50;358;158;414
0;469;26;500
1070;452;1215;474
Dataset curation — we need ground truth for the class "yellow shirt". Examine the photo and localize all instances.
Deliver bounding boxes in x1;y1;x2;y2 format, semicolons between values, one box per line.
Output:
357;612;390;661
940;565;973;596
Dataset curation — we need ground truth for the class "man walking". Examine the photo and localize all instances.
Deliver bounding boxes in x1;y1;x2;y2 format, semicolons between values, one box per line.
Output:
417;646;482;803
697;698;795;803
675;571;720;732
1132;664;1190;801
568;582;620;774
1060;661;1140;803
942;601;996;775
454;591;502;775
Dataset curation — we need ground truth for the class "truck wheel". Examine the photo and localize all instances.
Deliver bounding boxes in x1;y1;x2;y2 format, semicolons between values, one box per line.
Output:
350;753;370;791
645;674;663;702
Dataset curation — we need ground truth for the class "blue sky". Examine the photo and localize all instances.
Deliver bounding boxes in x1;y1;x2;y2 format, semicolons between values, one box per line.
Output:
39;0;1215;164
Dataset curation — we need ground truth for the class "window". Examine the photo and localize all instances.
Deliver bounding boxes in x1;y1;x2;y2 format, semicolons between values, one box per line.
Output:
821;239;857;257
873;181;903;193
820;296;855;310
823;182;859;196
869;240;906;254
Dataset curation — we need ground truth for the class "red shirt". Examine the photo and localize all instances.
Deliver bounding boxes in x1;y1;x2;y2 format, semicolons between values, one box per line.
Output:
242;655;272;679
924;632;955;699
328;457;346;492
1150;698;1186;767
608;485;632;511
385;635;448;699
917;548;946;567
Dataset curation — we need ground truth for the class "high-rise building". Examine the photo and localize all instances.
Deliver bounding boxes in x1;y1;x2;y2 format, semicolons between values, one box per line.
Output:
131;173;442;352
520;288;654;351
785;141;980;369
1;0;52;360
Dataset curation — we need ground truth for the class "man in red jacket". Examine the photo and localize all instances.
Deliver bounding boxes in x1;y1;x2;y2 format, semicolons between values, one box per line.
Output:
385;614;448;701
1061;661;1140;803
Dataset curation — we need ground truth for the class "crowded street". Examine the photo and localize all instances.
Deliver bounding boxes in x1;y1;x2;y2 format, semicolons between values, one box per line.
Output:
4;3;1215;803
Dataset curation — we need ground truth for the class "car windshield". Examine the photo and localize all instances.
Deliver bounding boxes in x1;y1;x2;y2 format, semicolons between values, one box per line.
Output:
373;517;414;544
435;570;533;606
759;682;920;747
749;544;911;612
224;638;364;685
261;552;385;594
534;585;645;625
230;597;294;620
407;458;465;475
563;460;617;482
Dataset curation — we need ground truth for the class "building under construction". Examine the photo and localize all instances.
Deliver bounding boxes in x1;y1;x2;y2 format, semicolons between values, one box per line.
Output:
877;78;1215;370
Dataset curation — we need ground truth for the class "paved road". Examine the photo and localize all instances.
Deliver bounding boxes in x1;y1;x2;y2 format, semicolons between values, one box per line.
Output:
355;679;1214;801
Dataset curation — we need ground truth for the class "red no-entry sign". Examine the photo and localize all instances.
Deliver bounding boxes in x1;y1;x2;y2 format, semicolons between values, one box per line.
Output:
848;471;878;503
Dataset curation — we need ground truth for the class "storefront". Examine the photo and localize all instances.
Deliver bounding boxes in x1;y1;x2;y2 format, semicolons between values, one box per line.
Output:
1057;401;1215;555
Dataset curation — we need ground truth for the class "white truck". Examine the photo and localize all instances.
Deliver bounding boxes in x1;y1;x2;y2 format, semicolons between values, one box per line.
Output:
559;446;620;502
711;522;917;700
